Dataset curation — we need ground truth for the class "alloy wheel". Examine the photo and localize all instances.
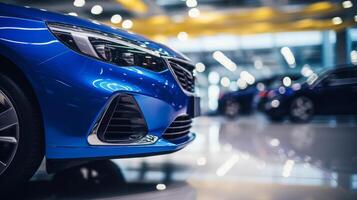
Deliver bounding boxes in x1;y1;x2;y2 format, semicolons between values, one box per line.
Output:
290;97;314;122
225;101;240;118
0;90;19;175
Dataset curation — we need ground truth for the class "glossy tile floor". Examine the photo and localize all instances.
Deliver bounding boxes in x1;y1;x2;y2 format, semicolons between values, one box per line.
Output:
24;114;357;199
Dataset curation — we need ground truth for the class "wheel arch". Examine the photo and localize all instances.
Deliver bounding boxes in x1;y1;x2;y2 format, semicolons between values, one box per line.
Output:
0;54;45;145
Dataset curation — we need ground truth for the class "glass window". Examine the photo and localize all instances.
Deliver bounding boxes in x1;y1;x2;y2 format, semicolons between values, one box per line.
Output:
330;68;357;79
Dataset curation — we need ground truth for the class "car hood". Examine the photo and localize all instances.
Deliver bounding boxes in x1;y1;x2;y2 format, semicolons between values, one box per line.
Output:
0;3;188;60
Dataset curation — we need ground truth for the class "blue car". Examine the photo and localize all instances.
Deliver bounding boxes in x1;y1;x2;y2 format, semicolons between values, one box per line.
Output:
0;3;199;187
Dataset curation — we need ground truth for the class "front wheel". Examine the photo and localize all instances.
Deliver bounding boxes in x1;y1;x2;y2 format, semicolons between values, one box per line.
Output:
289;96;314;123
224;100;240;119
0;73;44;191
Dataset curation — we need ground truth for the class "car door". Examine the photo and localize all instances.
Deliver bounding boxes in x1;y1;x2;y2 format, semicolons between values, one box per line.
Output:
320;68;357;114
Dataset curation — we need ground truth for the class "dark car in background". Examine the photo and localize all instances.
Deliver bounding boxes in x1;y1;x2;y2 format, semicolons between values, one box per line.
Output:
218;74;301;118
258;66;357;122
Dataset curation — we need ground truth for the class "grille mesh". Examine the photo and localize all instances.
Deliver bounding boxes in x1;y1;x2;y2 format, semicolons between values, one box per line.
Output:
169;60;195;93
163;115;192;141
97;94;147;143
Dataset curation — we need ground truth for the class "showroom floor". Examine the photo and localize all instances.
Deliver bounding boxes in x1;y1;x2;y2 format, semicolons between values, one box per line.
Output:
24;114;357;200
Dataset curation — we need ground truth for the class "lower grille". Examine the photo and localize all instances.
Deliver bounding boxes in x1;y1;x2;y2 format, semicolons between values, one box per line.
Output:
163;115;192;141
97;94;148;143
168;59;195;93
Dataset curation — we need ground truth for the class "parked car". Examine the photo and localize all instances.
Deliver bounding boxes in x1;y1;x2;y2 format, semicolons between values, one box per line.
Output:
218;74;301;118
258;66;357;122
0;3;200;188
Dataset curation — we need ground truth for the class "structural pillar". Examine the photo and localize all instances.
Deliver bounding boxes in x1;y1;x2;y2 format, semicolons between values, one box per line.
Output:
322;31;334;68
335;29;349;66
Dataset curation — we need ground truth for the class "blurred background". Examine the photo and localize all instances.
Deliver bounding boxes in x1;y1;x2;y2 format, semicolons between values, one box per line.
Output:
5;0;357;199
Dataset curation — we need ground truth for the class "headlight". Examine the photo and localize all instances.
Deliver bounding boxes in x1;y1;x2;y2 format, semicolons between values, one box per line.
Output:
47;23;167;72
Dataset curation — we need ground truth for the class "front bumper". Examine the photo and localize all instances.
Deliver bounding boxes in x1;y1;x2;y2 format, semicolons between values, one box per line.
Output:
35;47;198;160
47;132;196;160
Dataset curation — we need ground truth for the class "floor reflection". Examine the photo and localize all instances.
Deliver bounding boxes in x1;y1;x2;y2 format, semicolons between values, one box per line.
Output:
25;114;357;199
25;160;195;199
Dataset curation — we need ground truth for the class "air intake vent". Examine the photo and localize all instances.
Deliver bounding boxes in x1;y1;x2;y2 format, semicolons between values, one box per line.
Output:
163;115;192;141
168;59;195;93
97;94;148;143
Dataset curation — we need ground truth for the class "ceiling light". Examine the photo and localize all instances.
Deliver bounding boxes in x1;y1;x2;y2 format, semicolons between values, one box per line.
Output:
111;14;122;24
332;17;343;25
186;0;198;8
208;85;220;110
342;0;353;8
177;31;189;41
237;78;247;90
283;77;292;87
73;0;85;7
351;50;357;65
208;71;220;85
188;8;200;18
220;77;230;87
240;71;255;85
91;5;103;15
301;64;313;77
254;60;263;69
195;62;206;72
68;12;78;16
280;47;296;67
122;19;133;29
212;51;237;72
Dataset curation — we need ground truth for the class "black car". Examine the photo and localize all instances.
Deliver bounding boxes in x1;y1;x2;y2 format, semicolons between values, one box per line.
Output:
218;74;301;118
259;66;357;122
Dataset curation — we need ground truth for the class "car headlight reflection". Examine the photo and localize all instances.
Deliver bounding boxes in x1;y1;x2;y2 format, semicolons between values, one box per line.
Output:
47;23;167;72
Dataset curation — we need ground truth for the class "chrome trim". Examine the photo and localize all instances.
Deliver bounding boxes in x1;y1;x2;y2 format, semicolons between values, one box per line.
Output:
164;57;196;96
167;57;193;66
88;133;158;146
164;129;190;136
87;93;158;146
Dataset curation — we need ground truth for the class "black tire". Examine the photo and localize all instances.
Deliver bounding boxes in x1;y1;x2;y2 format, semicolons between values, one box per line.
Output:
0;73;44;192
224;100;240;119
289;96;314;123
